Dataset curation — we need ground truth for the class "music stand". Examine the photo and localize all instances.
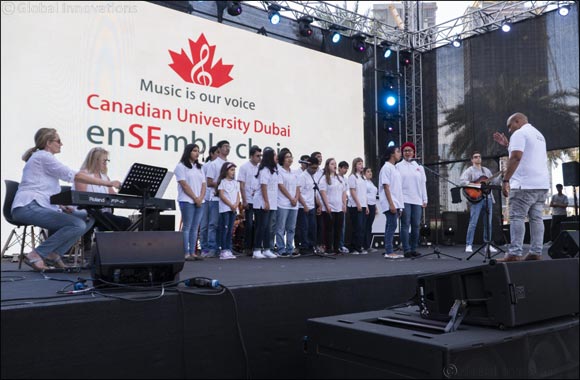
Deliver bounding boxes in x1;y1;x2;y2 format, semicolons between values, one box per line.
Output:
466;183;504;262
413;164;461;261
119;163;169;231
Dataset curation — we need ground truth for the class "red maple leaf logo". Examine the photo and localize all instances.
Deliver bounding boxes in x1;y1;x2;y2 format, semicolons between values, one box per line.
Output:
168;34;234;88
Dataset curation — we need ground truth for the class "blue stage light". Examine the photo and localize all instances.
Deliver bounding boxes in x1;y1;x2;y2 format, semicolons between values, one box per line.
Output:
386;96;397;107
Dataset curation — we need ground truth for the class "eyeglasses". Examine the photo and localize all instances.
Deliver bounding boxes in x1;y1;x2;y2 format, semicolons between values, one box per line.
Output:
403;149;414;152
102;159;110;163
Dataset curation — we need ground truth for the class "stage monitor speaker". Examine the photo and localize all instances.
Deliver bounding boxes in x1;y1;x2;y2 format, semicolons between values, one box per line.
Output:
306;307;579;379
562;161;580;187
417;259;579;328
549;230;579;259
93;231;184;287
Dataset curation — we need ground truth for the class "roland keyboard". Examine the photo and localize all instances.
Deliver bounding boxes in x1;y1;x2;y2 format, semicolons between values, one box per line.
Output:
50;190;175;210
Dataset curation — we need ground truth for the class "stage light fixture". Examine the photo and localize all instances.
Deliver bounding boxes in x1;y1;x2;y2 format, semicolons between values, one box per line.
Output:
330;30;341;44
380;41;393;59
298;16;313;37
400;51;412;67
226;1;242;16
501;20;511;32
386;96;397;107
558;4;570;16
268;4;281;25
352;33;367;52
452;36;461;48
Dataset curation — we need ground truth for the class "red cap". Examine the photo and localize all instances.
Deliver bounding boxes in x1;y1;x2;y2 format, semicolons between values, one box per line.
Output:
401;142;416;152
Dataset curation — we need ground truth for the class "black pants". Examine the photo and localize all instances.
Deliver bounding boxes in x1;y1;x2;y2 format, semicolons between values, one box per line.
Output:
323;212;344;253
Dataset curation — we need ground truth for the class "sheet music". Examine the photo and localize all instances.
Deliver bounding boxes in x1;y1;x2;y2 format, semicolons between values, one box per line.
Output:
155;171;174;198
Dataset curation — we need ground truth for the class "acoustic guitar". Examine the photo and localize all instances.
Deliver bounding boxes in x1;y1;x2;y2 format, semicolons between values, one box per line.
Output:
462;171;504;203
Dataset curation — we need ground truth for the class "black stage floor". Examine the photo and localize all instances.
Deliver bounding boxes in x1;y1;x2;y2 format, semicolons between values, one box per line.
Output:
0;244;561;379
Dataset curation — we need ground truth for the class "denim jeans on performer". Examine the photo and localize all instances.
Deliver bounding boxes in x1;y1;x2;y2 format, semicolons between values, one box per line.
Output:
276;208;298;254
218;211;236;251
179;201;204;255
400;203;422;253
466;197;493;246
508;189;547;256
384;210;398;255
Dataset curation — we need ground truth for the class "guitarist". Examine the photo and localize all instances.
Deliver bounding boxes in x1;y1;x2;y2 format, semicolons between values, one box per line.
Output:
460;151;500;254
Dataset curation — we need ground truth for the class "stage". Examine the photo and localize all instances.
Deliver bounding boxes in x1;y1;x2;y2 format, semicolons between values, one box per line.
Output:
0;244;573;379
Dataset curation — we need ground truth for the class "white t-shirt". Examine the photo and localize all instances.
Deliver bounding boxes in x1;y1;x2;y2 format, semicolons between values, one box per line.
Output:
508;123;549;190
13;150;77;212
347;174;368;208
174;162;206;204
237;161;259;205
396;160;428;206
277;166;300;210
206;156;226;201
379;161;404;212
218;179;240;213
72;170;113;212
202;161;214;201
298;170;317;210
253;167;283;210
319;175;345;212
366;179;378;206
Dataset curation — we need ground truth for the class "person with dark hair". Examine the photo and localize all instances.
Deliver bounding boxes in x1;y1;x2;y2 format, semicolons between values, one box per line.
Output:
175;143;206;261
299;154;310;172
348;157;368;254
310;151;325;251
337;161;351;254
493;112;549;261
216;162;240;260
12;128;121;271
319;158;347;255
202;140;230;257
379;146;404;259
252;148;282;259
460;150;498;254
396;142;427;258
295;154;311;248
550;184;568;242
276;149;301;257
297;156;321;252
199;146;218;256
363;167;378;252
237;146;262;255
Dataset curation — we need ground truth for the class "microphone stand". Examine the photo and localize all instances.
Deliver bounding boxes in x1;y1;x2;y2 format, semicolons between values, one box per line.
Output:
466;183;504;262
412;161;461;261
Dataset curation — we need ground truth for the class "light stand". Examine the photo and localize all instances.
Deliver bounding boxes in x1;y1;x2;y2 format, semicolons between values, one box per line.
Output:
413;163;461;261
466;184;504;261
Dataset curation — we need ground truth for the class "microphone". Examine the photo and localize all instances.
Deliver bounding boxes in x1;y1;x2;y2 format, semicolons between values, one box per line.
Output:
298;160;310;165
185;278;220;288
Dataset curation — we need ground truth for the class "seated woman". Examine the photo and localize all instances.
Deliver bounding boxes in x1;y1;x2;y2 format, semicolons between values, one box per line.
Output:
74;147;132;232
11;128;121;271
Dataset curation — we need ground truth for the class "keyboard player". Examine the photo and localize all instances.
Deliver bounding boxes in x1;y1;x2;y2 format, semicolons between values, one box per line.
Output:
73;147;132;231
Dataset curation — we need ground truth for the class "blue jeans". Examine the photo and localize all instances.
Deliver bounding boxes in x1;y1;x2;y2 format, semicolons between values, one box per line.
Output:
12;201;94;258
179;201;204;255
207;201;220;251
199;202;209;251
508;189;547;256
384;210;399;254
466;197;493;246
218;211;236;251
401;203;423;253
254;209;275;250
276;208;298;254
297;208;316;249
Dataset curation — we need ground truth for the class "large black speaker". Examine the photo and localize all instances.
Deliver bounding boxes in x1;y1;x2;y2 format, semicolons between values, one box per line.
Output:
306;307;579;379
549;231;579;259
562;161;580;187
93;231;184;286
417;260;579;328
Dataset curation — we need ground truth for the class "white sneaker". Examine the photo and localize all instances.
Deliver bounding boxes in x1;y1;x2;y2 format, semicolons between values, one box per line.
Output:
338;246;350;254
361;249;368;255
489;246;498;253
220;250;236;260
253;250;266;259
262;250;277;259
465;245;473;253
384;253;403;259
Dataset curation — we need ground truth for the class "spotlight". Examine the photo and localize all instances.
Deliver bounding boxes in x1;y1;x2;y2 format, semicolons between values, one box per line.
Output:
352;33;367;52
400;51;412;67
268;4;281;25
558;4;570;16
501;20;511;32
387;140;396;148
386;96;397;107
452;36;461;48
298;16;313;37
226;1;242;16
380;41;393;59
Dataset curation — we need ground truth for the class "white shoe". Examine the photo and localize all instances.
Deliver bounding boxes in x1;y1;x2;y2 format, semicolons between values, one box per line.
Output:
338;246;350;254
262;250;277;259
489;246;498;253
253;250;265;259
465;245;473;253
